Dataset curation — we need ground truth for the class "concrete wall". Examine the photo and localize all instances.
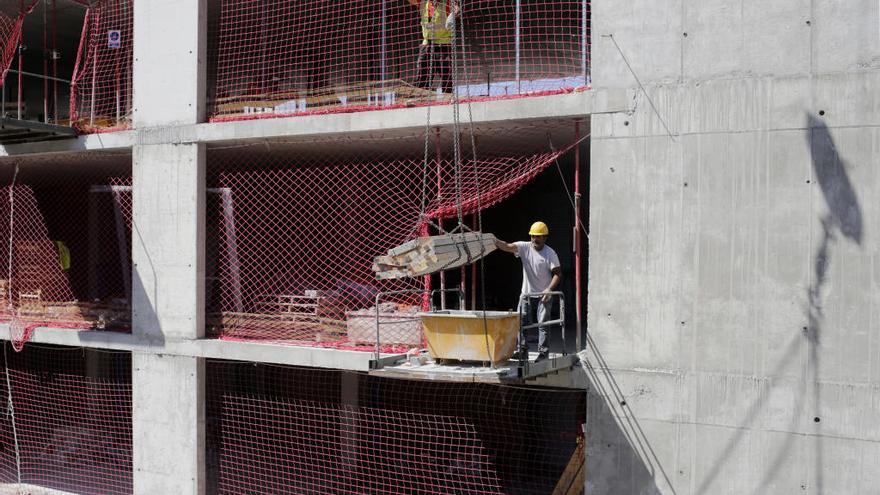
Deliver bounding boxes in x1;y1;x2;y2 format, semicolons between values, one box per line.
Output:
586;0;880;493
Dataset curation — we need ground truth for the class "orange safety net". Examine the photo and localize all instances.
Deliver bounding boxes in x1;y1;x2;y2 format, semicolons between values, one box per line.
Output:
206;123;582;351
70;0;133;132
208;0;590;121
0;1;38;85
207;361;586;494
0;343;132;494
0;154;132;351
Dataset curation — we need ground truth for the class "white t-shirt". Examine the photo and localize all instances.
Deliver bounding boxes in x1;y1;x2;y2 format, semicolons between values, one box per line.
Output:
514;241;560;295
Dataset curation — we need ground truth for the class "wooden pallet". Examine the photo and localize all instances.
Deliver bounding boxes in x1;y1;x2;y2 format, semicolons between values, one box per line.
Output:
214;79;439;115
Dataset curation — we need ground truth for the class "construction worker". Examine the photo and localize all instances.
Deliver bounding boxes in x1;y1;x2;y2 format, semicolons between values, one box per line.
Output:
408;0;458;95
494;221;561;363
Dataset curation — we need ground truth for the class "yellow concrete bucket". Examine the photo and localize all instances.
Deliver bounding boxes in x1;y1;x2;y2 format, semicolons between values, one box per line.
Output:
420;310;520;364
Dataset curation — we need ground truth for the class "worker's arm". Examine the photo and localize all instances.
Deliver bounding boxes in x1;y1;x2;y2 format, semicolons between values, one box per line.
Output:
542;267;562;303
494;238;518;254
407;0;419;6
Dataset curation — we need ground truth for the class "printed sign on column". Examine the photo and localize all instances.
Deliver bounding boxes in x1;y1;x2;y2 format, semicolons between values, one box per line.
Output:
108;30;121;49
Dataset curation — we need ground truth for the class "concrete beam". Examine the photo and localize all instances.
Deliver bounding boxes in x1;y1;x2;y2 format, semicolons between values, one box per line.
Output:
0;326;395;372
0;130;135;156
0;89;626;158
135;90;627;146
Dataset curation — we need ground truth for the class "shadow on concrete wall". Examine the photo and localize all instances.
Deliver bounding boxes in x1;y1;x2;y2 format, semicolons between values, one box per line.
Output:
754;114;863;494
798;114;862;494
584;115;863;495
79;221;165;348
582;333;673;495
692;114;862;494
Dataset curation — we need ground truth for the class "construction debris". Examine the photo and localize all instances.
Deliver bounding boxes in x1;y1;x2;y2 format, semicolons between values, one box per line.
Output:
373;232;497;279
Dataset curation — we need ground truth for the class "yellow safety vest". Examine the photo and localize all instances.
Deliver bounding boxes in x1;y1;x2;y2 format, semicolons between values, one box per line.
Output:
55;241;70;270
421;0;452;45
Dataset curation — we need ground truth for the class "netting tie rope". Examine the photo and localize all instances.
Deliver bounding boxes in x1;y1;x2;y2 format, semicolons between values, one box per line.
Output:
2;344;22;486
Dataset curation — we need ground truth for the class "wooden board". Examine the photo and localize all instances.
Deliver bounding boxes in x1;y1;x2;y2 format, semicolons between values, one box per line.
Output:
374;232;496;279
214;79;439;115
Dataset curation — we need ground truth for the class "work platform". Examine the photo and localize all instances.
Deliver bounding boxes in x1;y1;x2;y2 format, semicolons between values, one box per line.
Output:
370;352;583;386
0;118;77;145
0;323;585;388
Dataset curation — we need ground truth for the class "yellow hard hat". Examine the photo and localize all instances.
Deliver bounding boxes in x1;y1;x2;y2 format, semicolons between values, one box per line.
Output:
528;221;549;236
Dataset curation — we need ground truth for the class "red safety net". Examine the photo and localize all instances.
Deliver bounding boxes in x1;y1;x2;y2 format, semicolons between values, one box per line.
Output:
0;2;38;83
70;0;133;133
0;154;132;350
207;0;590;121
206;123;582;350
207;360;585;495
0;343;132;494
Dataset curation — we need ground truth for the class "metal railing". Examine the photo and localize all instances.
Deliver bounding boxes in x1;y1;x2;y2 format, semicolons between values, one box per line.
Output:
518;291;566;365
372;288;462;364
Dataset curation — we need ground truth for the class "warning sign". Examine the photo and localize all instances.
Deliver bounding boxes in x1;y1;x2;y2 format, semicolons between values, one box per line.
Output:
108;30;121;49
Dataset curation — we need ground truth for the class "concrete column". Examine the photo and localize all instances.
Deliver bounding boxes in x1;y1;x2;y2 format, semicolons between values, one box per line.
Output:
131;1;207;494
133;0;207;127
132;143;206;342
132;353;205;495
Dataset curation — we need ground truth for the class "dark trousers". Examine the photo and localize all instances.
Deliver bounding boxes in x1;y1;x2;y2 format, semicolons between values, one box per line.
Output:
415;43;452;94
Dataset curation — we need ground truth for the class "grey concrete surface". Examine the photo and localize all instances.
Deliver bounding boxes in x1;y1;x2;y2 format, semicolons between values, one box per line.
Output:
587;0;880;493
132;353;205;495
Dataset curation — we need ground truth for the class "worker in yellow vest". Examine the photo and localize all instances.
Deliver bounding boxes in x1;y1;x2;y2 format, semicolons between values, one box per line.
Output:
408;0;458;94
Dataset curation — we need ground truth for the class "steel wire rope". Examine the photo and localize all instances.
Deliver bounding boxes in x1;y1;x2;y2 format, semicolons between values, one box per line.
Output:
448;0;492;364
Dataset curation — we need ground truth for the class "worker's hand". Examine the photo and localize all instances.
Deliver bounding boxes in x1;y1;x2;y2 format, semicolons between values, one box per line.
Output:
541;291;551;304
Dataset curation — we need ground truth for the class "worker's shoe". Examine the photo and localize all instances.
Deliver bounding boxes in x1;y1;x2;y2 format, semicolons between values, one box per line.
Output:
534;351;550;363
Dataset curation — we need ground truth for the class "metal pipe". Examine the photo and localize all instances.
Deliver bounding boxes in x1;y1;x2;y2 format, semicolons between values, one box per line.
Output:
6;69;71;84
17;0;24;120
43;0;48;123
52;0;57;122
380;0;386;96
574;120;583;352
519;291;566;352
514;0;521;93
470;214;477;309
435;127;446;310
89;7;100;126
581;0;588;83
113;0;120;121
89;37;97;126
372;288;461;367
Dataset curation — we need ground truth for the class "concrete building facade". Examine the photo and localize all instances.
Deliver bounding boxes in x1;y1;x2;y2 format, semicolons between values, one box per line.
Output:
586;0;880;493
